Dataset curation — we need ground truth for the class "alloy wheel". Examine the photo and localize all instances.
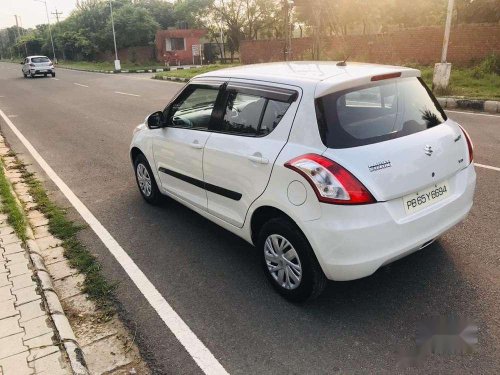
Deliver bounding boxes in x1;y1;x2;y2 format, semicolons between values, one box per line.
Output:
264;234;302;290
136;163;152;197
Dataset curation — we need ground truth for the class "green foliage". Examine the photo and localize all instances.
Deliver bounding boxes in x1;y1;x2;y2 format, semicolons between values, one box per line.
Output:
0;162;27;242
155;63;239;79
110;4;159;48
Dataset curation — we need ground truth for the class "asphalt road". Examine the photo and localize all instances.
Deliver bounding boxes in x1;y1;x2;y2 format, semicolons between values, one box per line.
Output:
1;62;499;374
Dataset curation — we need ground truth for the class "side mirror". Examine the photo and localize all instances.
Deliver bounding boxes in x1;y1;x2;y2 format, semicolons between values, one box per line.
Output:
20;61;24;64
146;111;165;129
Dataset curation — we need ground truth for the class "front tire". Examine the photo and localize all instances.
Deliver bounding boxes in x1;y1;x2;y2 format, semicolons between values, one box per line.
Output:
134;154;161;205
51;72;56;77
258;217;327;302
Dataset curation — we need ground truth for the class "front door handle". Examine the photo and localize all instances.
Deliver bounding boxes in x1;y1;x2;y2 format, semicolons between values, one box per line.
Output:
247;154;269;164
190;141;204;149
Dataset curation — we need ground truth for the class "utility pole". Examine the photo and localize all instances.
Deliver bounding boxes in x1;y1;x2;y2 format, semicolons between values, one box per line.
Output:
51;9;63;23
109;0;121;71
34;0;57;63
14;15;28;56
283;0;290;61
433;0;454;92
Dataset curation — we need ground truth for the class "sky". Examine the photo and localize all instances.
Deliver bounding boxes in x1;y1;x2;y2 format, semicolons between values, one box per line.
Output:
0;0;78;29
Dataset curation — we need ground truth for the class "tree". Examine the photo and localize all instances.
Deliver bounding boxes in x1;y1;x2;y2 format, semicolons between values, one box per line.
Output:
110;4;159;48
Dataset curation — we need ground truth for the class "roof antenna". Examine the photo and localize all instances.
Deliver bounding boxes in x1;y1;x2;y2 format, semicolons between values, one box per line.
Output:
336;55;349;66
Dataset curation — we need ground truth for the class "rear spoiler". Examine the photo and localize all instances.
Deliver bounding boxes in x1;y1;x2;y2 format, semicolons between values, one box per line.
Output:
315;67;420;99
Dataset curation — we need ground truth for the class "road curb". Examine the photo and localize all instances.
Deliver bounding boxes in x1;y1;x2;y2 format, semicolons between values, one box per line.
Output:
0;144;90;374
24;201;90;375
152;75;190;82
437;97;499;113
57;65;198;75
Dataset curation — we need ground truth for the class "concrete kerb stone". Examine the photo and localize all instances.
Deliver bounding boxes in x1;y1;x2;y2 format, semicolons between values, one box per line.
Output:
57;65;168;75
484;100;499;113
437;97;500;113
26;230;88;374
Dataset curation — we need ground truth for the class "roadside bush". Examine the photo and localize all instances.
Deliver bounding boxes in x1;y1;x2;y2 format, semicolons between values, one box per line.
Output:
472;53;499;78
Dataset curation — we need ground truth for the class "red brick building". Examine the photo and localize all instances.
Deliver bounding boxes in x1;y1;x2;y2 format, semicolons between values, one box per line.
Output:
156;29;208;65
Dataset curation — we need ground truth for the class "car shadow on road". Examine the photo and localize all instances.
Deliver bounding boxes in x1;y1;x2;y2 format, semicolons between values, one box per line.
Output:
124;193;489;372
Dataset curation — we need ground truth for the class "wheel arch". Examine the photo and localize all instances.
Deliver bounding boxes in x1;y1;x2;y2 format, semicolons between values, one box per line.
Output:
130;147;143;164
250;205;298;245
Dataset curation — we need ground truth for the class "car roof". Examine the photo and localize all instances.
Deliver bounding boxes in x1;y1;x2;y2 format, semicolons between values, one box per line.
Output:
27;56;50;59
196;61;420;95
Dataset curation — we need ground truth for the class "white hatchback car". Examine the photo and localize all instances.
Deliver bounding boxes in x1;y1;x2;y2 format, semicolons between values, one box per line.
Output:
21;55;55;78
130;62;476;301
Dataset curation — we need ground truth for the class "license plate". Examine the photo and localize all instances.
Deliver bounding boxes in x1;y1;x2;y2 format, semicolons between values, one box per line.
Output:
403;181;450;214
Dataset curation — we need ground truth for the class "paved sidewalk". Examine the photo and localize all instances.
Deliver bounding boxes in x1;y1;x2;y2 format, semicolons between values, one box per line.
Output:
0;215;71;374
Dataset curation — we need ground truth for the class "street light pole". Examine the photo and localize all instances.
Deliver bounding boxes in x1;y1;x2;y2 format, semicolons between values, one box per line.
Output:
34;0;57;63
109;0;121;72
432;0;454;92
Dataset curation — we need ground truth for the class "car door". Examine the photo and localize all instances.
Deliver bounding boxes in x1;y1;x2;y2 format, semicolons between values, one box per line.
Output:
152;81;224;211
203;81;300;227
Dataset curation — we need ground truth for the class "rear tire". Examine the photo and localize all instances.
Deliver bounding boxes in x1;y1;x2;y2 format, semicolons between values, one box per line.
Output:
23;72;27;78
134;153;161;205
51;72;56;77
258;217;327;302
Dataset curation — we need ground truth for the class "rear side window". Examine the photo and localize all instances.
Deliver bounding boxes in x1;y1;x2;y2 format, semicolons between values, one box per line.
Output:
216;89;292;137
316;77;447;148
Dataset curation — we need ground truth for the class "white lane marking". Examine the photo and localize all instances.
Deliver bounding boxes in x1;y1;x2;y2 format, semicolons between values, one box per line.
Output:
52;78;60;81
8;115;18;118
73;83;89;88
446;110;500;118
0;108;229;375
0;96;5;98
115;91;140;97
475;163;500;172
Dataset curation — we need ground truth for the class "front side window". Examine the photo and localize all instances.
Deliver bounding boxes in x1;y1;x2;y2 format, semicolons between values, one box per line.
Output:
316;77;447;148
167;85;219;130
217;91;292;136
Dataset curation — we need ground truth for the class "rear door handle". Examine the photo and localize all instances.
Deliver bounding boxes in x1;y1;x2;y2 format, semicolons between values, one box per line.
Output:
247;154;269;164
190;141;204;149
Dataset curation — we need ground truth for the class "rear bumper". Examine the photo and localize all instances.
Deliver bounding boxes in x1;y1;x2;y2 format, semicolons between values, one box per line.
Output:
30;69;54;75
302;163;476;281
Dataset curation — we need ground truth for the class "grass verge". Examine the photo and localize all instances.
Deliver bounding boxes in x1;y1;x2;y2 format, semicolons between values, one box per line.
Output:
0;161;27;241
154;64;240;80
3;153;116;319
417;66;500;100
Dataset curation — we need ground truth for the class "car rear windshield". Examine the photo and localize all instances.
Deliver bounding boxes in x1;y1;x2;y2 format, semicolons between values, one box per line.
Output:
315;77;447;149
31;57;50;63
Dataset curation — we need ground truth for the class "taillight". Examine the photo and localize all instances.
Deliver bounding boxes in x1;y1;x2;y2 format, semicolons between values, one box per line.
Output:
458;125;473;164
284;154;376;205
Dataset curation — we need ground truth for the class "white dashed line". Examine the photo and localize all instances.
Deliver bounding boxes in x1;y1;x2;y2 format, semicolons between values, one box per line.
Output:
52;78;60;81
0;108;229;375
73;83;89;87
114;91;140;97
475;163;500;172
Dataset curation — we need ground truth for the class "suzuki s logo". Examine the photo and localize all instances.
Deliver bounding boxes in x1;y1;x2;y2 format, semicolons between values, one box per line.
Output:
424;145;433;156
